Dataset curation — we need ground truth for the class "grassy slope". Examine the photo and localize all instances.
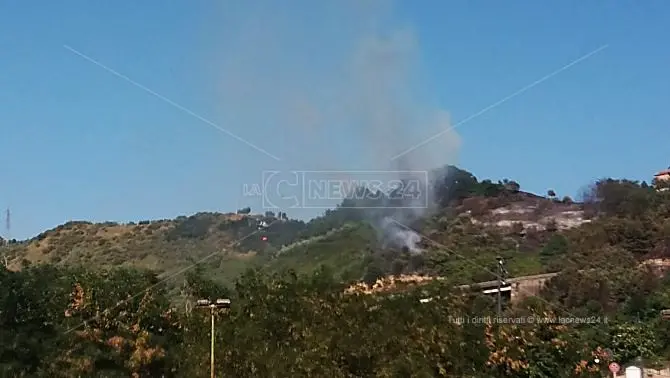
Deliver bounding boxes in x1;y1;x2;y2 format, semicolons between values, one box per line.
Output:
5;213;267;280
4;192;574;289
263;223;378;281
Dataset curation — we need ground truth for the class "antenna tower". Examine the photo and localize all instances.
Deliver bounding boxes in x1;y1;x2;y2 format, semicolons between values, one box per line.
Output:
1;208;8;266
5;208;10;242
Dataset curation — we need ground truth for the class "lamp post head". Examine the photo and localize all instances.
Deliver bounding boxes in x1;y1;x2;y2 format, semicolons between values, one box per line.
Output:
195;298;231;309
196;299;211;307
215;298;231;309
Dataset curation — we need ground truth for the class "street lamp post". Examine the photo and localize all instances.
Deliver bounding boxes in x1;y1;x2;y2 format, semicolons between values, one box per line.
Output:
196;298;231;378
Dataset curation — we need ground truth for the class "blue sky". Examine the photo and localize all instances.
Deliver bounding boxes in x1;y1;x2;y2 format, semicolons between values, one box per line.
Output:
1;1;669;240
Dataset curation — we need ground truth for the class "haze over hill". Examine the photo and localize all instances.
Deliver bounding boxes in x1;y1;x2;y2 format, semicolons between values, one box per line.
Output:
213;1;463;254
6;0;669;241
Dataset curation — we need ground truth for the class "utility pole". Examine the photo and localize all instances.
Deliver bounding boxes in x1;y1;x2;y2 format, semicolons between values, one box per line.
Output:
196;298;231;378
496;256;508;317
1;208;9;267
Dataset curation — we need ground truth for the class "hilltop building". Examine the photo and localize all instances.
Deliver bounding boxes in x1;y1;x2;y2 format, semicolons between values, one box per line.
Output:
654;167;670;191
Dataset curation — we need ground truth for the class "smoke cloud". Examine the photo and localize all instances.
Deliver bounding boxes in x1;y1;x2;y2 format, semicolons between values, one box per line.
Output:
211;1;461;252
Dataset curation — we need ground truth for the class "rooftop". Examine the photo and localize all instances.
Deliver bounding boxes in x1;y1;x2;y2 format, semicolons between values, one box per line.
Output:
655;169;670;177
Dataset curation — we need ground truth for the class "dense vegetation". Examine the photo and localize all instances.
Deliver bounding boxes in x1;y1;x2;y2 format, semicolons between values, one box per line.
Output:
2;165;670;377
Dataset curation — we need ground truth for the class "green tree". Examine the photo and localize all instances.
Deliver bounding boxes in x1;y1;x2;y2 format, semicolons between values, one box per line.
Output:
609;323;658;364
540;234;568;269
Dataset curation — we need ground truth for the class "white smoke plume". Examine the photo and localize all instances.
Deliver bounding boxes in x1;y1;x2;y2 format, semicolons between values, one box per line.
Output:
211;1;461;251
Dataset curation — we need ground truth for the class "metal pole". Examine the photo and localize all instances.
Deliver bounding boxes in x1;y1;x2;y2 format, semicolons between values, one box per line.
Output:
196;298;229;378
496;258;502;317
498;276;502;318
210;307;215;378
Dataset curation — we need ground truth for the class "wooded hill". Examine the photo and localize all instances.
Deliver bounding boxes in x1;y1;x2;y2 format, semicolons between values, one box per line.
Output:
3;165;670;377
2;166;592;287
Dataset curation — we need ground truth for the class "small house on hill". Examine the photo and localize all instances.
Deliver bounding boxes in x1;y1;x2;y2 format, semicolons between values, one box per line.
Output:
655;168;670;181
654;168;670;191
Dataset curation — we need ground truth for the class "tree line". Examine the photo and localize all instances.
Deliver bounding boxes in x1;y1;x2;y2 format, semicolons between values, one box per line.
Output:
3;258;670;377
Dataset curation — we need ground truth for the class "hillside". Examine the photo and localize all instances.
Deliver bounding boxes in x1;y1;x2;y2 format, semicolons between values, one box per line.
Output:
2;212;307;284
0;165;598;289
2;165;667;291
